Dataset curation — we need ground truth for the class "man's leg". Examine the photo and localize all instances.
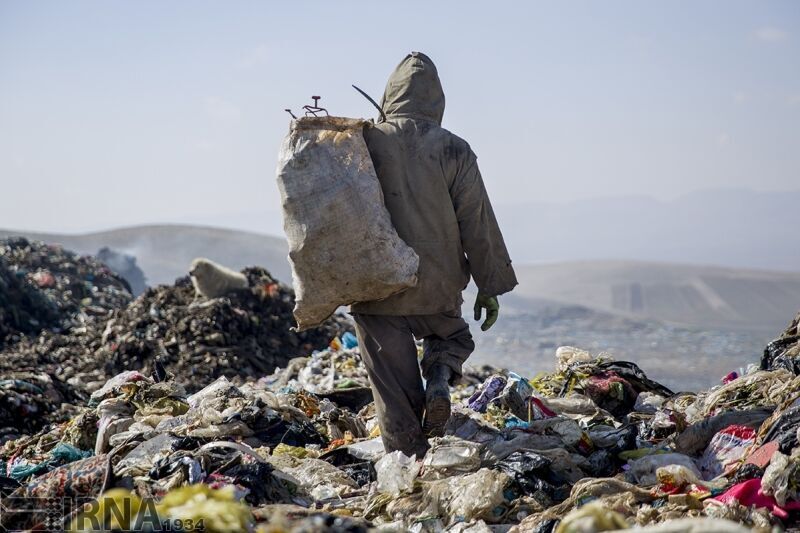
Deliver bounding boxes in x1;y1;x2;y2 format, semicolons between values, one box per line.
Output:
414;309;475;383
352;313;428;457
408;309;475;436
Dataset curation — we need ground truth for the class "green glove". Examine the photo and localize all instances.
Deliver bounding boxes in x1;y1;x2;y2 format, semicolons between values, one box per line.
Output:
473;293;499;331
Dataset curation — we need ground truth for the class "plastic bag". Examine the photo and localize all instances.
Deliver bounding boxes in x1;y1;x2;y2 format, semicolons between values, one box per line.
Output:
761;450;796;506
423;468;508;524
629;453;701;485
341;331;358;349
375;450;421;496
421;436;482;479
555;346;592;371
114;433;180;477
542;394;615;426
276;116;419;330
656;464;727;491
633;391;665;414
274;456;358;500
761;404;800;453
697;424;756;480
495;451;559;497
467;375;507;412
186;376;242;409
88;370;149;406
347;436;385;461
506;372;534;399
526;417;585;447
675;407;771;455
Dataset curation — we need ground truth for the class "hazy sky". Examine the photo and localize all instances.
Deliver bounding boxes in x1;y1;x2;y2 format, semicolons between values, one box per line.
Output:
1;1;798;234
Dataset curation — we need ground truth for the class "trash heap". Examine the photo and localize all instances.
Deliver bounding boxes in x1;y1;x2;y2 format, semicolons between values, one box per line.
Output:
2;312;800;531
761;311;800;374
0;239;346;443
0;237;132;348
94;266;348;391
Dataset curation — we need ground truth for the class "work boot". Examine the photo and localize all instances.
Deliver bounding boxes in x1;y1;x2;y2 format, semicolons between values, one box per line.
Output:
423;364;452;437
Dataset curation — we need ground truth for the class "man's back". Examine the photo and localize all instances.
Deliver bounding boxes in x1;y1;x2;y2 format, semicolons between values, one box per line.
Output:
352;52;517;315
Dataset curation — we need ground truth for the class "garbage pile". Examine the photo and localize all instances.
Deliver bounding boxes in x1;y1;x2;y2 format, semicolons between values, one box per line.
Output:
95;266;348;391
3;312;800;531
0;240;346;442
0;253;60;346
0;237;132;348
761;311;800;374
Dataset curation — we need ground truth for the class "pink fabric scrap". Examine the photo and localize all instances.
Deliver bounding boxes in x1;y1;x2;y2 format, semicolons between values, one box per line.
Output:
711;478;800;519
721;371;739;384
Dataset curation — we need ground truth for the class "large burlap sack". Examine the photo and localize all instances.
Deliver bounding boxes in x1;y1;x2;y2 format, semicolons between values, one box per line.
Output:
276;116;419;330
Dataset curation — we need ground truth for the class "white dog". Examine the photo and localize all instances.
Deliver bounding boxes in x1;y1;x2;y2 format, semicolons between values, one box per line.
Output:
189;258;249;299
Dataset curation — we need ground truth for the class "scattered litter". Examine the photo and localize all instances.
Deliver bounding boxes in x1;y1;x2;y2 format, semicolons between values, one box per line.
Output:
1;244;800;530
0;239;347;415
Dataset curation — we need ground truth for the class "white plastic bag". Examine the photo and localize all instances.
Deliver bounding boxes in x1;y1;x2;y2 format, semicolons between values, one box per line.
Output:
555;346;593;371
423;468;509;524
375;450;420;496
276;117;419;330
629;452;702;485
656;464;727;490
421;436;482;479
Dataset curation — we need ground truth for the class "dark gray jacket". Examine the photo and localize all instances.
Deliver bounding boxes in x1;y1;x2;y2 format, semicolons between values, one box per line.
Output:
352;52;517;315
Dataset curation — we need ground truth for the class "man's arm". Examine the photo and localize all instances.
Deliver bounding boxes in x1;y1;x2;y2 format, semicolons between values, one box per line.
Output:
450;148;518;324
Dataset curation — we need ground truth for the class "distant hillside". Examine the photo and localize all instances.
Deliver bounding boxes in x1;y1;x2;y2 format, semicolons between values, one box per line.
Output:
165;188;800;272
511;260;800;332
466;304;772;392
2;224;798;335
495;188;800;271
0;225;291;286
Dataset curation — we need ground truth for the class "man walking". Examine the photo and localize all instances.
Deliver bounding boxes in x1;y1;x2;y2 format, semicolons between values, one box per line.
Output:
351;52;518;457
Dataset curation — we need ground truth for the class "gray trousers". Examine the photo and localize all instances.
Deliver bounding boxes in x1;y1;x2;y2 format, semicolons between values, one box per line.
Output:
352;309;475;457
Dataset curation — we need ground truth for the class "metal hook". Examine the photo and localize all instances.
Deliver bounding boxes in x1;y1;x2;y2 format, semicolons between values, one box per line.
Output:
303;95;329;117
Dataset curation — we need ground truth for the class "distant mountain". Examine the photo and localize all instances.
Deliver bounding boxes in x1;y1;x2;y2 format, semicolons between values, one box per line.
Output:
495;188;800;271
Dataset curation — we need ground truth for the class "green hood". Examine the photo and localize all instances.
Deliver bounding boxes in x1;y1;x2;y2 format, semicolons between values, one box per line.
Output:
380;52;445;125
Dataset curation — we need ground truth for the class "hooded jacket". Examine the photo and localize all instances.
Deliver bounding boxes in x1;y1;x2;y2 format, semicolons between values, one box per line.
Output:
351;52;517;316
